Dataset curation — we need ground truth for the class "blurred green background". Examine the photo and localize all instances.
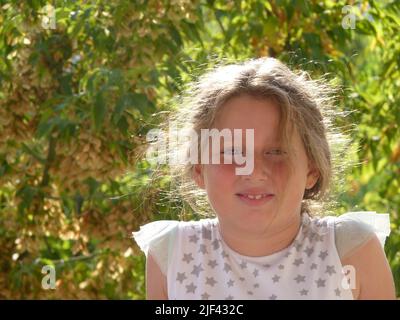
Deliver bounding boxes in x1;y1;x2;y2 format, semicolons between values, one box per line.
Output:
0;0;399;299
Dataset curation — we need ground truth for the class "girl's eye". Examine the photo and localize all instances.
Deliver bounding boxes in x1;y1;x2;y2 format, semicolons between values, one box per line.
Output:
266;149;286;156
221;148;243;155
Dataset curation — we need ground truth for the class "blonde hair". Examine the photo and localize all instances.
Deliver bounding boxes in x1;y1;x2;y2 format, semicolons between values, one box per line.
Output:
146;57;353;219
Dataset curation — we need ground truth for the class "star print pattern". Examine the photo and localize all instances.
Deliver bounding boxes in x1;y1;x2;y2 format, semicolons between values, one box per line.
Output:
315;278;326;288
318;250;329;261
201;292;210;300
186;282;196;294
182;253;194;264
202;227;212;240
189;234;199;244
176;272;187;283
223;263;232;273
310;263;318;270
199;244;208;254
272;275;280;283
293;258;304;266
206;277;217;286
167;214;354;300
191;263;204;277
208;259;218;268
304;246;314;257
300;289;308;296
294;274;306;283
211;239;220;250
325;265;336;276
253;269;259;277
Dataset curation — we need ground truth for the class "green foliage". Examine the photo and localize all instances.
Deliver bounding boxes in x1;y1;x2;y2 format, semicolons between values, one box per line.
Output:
0;0;399;298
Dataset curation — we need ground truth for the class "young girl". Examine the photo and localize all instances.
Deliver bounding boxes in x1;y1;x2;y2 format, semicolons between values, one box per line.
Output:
133;58;396;300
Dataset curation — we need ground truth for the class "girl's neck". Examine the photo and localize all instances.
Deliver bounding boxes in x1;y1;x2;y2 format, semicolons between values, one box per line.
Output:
217;213;303;257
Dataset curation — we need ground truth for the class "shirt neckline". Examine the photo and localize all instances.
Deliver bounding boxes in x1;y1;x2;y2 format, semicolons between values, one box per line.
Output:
214;213;309;262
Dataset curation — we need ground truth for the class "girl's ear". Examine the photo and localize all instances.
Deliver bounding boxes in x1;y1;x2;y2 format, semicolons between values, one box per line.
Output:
305;162;320;190
192;164;205;189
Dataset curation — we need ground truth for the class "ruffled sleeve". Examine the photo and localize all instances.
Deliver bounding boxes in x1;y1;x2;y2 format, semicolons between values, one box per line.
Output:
338;211;391;248
132;220;180;276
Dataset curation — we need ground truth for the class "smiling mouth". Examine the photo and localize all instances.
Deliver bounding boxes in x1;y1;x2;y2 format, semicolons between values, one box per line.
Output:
235;193;275;207
236;193;273;200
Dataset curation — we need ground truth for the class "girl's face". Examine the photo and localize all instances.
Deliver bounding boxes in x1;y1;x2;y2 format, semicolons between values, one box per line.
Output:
193;95;319;235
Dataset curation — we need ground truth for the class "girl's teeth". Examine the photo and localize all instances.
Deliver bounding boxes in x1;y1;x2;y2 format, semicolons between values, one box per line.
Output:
244;194;267;200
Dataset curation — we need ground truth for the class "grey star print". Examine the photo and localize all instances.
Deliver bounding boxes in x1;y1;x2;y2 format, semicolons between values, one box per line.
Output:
306;232;317;242
293;258;304;266
208;259;218;268
201;292;210;300
206;277;217;287
315;278;326;288
239;261;247;269
318;250;328;261
272;275;280;283
199;244;208;254
189;234;199;243
176;272;187;284
269;294;277;300
191;263;204;277
310;263;318;270
253;269;259;277
211;239;220;250
182;253;194;264
223;262;232;273
325;265;336;276
202;227;212;240
299;289;308;296
304;246;314;257
186;282;197;294
294;275;306;283
222;251;229;259
227;279;234;287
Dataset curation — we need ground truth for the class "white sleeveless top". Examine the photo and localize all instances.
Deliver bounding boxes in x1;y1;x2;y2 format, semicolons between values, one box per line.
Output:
133;211;391;300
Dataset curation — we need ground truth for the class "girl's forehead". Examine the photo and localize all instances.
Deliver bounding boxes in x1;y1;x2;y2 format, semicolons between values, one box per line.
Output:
213;96;284;140
215;96;281;126
211;96;300;149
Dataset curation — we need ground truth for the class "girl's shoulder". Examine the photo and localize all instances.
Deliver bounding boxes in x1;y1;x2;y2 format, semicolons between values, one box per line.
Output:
132;217;217;275
132;217;217;249
330;211;391;260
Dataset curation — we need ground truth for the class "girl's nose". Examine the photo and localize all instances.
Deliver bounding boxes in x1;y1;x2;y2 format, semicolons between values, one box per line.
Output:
243;154;269;180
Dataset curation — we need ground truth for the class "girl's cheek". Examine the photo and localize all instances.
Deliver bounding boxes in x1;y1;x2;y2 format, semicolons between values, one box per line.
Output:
208;163;237;179
271;161;288;174
270;161;291;189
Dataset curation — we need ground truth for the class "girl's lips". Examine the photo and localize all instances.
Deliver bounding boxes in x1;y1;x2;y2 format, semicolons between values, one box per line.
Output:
236;193;275;206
